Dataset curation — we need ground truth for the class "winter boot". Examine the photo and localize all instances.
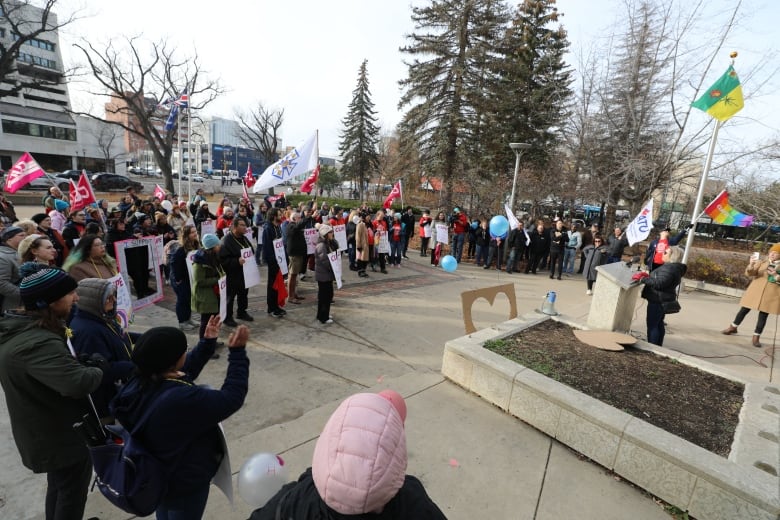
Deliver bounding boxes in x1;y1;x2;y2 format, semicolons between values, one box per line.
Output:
721;324;738;335
752;335;762;348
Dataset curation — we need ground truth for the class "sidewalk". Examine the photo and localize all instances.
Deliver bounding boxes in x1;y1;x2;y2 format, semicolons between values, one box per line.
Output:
2;252;774;520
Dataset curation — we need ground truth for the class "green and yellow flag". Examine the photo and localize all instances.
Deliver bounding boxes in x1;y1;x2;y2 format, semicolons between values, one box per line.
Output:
691;65;744;121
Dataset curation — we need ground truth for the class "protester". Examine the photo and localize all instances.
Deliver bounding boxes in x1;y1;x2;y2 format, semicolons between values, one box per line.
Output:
525;223;549;275
105;217;132;259
70;277;138;422
49;199;69;233
645;226;690;271
355;214;370;278
401;206;415;259
286;211;309;303
0;226;25;312
548;219;567;280
721;244;780;348
31;213;67;266
219;217;255;326
467;219;478;260
346;210;358;271
315;224;338;324
430;211;447;267
0;193;18;226
169;224;200;331
248;391;446;520
167;203;188;233
506;221;527;274
389;213;404;268
582;234;609;295
42;186;66;214
262;208;287;318
563;223;582;274
63;234;118;281
418;209;432;257
191;234;225;339
484;232;505;271
253;201;268;266
18;234;57;265
606;227;629;264
450;207;468;263
634;245;686;346
61;209;87;250
194;200;216;234
110;319;249;520
0;263;104;520
474;219;489;267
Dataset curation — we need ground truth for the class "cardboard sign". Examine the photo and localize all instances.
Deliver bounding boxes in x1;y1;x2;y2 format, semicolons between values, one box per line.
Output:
333;224;347;252
273;238;288;275
201;219;216;237
376;229;390;254
241;247;261;288
435;223;449;244
185;250;197;284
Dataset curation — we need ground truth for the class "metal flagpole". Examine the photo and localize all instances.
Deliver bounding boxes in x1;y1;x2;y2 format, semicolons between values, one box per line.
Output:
399;179;404;209
682;121;722;265
187;101;192;201
177;106;182;199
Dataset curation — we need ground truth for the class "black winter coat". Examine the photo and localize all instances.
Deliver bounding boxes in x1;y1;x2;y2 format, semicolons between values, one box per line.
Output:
640;262;687;303
219;232;254;291
528;229;549;255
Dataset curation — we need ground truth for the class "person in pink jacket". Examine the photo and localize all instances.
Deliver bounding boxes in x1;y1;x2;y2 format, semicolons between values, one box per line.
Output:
249;390;446;519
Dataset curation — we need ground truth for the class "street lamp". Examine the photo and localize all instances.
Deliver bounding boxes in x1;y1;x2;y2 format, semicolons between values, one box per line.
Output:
508;142;532;213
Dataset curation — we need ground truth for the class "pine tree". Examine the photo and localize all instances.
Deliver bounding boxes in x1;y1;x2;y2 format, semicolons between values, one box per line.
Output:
339;60;380;201
398;0;509;210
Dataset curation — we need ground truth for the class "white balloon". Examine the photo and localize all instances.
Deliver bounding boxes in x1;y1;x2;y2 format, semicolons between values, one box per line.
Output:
237;452;289;508
287;187;293;194
161;200;173;211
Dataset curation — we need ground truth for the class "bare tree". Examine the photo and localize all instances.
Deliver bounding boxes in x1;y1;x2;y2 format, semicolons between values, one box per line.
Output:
234;102;283;167
71;37;222;193
90;120;122;172
0;0;78;99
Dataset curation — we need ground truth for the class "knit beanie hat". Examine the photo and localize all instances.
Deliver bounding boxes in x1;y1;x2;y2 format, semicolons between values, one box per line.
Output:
31;213;48;225
770;243;780;254
202;233;220;250
319;224;333;237
54;199;70;212
18;262;78;310
132;327;188;376
76;278;116;319
1;226;24;242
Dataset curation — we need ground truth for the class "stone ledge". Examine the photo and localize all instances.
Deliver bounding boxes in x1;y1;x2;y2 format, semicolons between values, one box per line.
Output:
441;313;780;520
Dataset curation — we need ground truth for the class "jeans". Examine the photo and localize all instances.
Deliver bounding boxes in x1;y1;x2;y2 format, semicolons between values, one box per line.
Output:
317;281;334;323
475;244;488;266
486;244;504;269
348;243;356;269
563;248;577;273
45;455;92;520
646;302;665;346
506;247;520;273
452;232;465;262
389;240;402;265
171;277;192;323
156;484;210;520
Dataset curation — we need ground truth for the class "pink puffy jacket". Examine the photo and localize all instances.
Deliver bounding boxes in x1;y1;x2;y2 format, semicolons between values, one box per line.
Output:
312;393;407;515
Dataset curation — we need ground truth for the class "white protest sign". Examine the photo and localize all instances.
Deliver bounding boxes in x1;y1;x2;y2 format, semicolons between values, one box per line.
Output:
328;251;343;289
244;228;256;248
304;228;318;255
108;273;133;330
241;247;261;288
435;223;449;244
218;275;227;322
185;250;197;284
201;219;216;237
113;237;164;311
333;224;347;252
273;238;288;275
376;229;390;254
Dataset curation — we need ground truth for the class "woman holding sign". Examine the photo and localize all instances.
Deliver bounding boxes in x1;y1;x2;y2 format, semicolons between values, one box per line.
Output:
315;225;339;324
191;234;225;340
170;225;200;331
219;218;255;327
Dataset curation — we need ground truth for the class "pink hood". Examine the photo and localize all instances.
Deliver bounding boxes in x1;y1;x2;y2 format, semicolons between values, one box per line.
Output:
312;392;407;515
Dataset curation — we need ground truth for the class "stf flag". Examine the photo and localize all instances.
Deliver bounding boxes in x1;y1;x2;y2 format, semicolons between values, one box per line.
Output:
69;172;97;211
691;66;744;122
382;180;403;210
4;152;45;193
153;184;167;201
703;190;754;227
300;164;319;194
244;163;255;188
626;199;654;246
253;133;318;192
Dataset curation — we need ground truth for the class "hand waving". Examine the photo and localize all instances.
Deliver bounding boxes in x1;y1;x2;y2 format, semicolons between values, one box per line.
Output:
228;325;249;348
203;315;221;339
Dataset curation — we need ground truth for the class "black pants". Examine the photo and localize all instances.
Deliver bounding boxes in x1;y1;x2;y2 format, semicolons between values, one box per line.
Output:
267;263;281;313
526;252;542;273
420;237;430;256
733;306;769;334
200;312;217;338
45;454;92;520
317;281;333;323
226;285;249;319
549;251;564;278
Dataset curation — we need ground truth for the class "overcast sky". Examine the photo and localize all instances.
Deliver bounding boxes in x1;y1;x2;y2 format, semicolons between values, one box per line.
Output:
58;0;779;161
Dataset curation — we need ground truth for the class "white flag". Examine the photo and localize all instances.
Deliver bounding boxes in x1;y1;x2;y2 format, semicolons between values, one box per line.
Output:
626;199;654;246
253;133;318;192
504;204;519;230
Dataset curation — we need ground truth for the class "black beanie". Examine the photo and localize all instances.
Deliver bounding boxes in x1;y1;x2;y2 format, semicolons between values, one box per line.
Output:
18;262;78;310
31;213;49;225
132;327;188;376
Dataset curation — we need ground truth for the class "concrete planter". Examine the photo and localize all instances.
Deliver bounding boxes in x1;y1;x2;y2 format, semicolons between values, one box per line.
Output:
442;314;780;520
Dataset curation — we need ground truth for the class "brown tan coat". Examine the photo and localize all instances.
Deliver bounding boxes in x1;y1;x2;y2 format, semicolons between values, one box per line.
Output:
739;260;780;314
355;221;370;262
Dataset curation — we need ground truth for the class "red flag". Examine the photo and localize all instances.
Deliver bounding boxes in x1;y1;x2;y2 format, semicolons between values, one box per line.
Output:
69;172;97;211
153;184;166;201
300;164;320;194
382;180;403;209
244;163;255;188
242;180;250;202
273;270;288;307
4;152;45;193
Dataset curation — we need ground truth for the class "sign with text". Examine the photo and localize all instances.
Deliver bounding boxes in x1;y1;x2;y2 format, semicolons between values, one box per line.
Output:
333;224;347;252
273;238;288;275
241;247;261;288
328;251;343;289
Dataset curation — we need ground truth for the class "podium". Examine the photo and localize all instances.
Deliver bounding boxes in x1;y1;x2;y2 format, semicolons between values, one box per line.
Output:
587;262;643;332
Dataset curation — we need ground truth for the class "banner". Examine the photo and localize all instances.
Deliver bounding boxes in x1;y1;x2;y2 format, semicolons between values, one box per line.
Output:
328;251;343;289
300;165;319;194
333;224;347;252
273;238;288;275
253;133;318;192
435;223;449;244
305;228;318;254
154;184;166;201
4;152;45;193
626;199;654;246
113;237;164;310
241;247;261;288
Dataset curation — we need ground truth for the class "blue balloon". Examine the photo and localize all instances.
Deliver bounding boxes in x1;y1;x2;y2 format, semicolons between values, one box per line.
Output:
441;255;458;272
470;221;479;230
489;215;509;238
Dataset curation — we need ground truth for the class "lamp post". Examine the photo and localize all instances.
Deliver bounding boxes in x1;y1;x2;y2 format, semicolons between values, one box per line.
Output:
508;142;532;213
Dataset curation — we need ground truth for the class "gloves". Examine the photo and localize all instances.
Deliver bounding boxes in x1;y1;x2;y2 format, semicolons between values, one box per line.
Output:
631;271;650;282
686;223;694;229
78;352;110;374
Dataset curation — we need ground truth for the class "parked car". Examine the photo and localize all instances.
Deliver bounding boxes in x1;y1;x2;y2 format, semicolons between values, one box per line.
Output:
190;174;205;183
91;173;144;192
61;169;91;179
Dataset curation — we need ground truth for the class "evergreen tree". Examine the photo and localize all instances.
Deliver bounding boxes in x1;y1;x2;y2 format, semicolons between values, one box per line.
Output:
398;0;509;210
339;59;380;201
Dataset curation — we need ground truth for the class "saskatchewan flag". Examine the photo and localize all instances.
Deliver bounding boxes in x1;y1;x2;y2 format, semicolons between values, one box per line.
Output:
691;65;744;121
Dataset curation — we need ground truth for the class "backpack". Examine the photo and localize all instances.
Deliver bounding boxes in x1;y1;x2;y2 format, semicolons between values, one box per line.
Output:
88;388;176;516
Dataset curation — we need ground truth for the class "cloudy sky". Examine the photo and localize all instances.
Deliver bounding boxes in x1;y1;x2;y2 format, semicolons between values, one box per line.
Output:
57;0;779;159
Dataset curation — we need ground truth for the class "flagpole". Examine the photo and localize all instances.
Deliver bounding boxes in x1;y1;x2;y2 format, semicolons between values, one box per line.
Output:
682;121;722;265
314;129;319;199
399;179;404;209
187;103;192;202
177;107;182;199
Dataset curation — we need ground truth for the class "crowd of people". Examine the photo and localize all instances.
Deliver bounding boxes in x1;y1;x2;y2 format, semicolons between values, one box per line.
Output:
0;185;776;519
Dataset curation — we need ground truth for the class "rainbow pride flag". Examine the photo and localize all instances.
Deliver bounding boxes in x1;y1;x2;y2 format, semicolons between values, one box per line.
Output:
703;190;754;227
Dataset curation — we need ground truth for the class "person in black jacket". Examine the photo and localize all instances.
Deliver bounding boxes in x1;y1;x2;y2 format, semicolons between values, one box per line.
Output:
474;220;489;267
548;219;567;280
194;201;217;234
634;245;687;346
219;218;255;327
506;222;528;274
262;208;286;318
286;211;311;302
400;206;415;259
111;319;249;520
525;223;549;274
169;224;200;330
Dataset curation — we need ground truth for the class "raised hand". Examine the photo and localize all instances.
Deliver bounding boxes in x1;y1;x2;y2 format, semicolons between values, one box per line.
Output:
228;325;249;348
203;315;222;339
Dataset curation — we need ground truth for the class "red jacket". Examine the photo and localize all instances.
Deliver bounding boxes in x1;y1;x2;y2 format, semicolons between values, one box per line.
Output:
452;213;468;234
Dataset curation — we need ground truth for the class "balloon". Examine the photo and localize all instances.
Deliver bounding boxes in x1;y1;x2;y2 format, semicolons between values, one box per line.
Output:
470;221;479;230
238;452;289;508
489;215;509;239
287;187;293;194
441;255;458;272
161;200;173;212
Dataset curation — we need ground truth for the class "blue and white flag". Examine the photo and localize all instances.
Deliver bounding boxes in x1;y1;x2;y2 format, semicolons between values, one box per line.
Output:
164;103;178;132
252;133;318;193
